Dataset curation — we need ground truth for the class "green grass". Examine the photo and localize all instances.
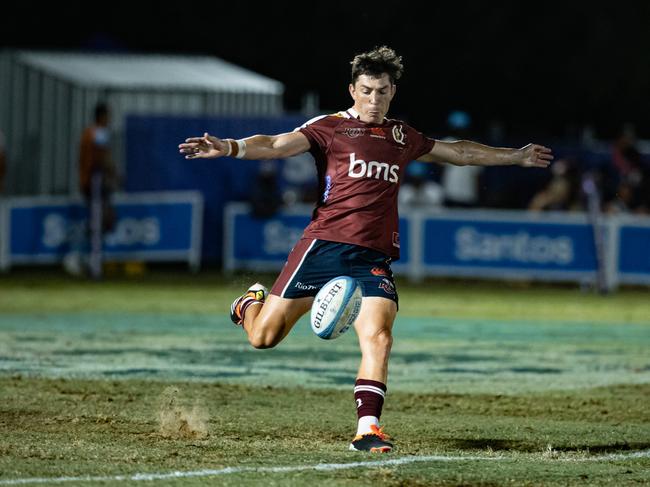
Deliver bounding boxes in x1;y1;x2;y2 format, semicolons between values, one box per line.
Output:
1;268;649;323
0;268;649;485
1;377;649;486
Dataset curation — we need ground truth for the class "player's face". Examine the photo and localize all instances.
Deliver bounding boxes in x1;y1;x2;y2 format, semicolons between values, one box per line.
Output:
349;74;396;124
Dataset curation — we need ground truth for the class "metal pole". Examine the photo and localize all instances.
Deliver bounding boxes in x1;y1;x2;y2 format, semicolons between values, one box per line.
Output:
89;171;103;279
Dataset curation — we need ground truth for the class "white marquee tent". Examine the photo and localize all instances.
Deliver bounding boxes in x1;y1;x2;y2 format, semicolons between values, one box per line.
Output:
0;50;284;195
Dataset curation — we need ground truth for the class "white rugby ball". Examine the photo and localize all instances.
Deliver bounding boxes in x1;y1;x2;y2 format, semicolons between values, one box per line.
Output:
310;276;362;340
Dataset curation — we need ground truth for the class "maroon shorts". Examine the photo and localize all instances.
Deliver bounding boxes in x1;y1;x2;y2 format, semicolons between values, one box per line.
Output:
270;238;398;306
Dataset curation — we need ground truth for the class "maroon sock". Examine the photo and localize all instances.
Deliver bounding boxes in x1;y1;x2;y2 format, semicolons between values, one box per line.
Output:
354;379;387;419
239;297;261;322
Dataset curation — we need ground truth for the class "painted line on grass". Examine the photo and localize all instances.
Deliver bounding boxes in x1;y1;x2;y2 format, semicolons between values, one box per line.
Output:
1;450;649;485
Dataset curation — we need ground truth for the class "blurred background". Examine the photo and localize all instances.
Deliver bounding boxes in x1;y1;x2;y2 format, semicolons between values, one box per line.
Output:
1;1;649;289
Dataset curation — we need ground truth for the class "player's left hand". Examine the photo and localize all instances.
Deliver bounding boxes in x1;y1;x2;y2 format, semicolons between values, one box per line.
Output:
518;144;554;168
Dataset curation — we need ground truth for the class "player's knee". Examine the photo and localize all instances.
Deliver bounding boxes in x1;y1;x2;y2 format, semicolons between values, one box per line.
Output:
248;331;275;349
248;324;283;349
250;339;274;349
361;327;393;351
377;330;393;351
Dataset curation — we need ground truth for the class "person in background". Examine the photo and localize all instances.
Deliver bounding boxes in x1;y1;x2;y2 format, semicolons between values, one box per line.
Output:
528;158;582;212
398;161;443;209
611;129;640;180
79;103;118;217
250;161;283;218
64;103;118;277
440;111;483;208
606;148;650;215
0;129;6;194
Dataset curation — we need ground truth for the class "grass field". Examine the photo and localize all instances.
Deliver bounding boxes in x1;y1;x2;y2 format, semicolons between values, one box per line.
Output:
1;268;649;486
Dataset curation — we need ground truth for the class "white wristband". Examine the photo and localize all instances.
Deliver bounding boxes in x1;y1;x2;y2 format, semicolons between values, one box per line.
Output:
223;140;233;157
224;139;246;158
234;139;247;159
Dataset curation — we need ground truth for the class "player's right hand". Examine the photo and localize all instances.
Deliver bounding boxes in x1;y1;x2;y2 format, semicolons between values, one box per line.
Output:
179;133;228;159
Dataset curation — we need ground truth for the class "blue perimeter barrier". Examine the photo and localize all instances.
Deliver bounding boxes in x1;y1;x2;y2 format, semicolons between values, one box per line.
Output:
125;115;307;262
0;191;203;271
223;203;650;288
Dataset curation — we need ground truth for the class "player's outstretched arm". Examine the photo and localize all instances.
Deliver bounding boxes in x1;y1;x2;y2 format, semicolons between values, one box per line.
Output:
418;140;553;168
179;131;310;160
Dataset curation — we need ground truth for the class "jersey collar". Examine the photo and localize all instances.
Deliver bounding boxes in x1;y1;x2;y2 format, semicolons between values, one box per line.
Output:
346;107;361;119
346;107;387;125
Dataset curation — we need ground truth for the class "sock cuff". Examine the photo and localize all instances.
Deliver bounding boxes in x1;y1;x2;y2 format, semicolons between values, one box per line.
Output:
240;297;263;319
354;379;387;397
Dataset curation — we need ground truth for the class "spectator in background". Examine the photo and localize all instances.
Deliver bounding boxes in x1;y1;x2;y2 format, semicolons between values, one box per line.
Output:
636;163;650;214
528;158;582;212
0;129;6;194
398;161;443;208
440;110;483;208
606;155;650;215
64;103;118;277
280;151;318;206
604;127;650;214
250;161;282;218
611;128;640;179
79;103;118;216
606;177;637;214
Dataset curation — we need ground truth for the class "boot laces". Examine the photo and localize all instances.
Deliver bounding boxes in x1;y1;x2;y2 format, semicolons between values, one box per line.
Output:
369;424;390;440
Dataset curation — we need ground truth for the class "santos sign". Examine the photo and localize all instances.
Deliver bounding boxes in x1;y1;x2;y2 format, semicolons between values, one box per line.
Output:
0;192;203;271
223;205;650;289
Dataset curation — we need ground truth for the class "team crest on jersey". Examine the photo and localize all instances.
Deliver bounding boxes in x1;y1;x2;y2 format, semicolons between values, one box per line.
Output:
392;125;406;145
342;128;365;138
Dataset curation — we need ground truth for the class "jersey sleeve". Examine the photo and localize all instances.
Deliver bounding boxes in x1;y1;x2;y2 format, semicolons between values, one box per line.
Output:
295;115;341;154
406;126;436;161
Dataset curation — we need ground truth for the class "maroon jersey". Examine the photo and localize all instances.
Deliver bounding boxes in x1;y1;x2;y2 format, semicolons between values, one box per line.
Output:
297;108;435;260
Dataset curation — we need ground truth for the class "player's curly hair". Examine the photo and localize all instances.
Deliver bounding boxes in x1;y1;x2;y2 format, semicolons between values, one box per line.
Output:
350;46;404;85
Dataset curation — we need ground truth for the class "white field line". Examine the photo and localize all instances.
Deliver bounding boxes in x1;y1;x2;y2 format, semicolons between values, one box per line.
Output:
1;450;649;485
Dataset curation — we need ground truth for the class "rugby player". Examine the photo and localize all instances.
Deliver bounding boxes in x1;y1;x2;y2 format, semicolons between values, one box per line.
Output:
179;46;553;453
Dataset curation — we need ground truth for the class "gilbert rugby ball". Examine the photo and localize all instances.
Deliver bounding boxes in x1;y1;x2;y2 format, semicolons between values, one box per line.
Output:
310;276;362;340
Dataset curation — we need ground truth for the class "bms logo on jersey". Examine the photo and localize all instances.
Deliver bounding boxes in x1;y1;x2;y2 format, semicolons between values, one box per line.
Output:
347;153;399;183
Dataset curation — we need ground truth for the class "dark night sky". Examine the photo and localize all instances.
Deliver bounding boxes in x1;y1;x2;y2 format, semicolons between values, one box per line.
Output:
3;2;650;141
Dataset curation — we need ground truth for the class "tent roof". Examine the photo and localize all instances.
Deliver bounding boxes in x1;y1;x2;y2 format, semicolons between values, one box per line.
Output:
16;50;283;94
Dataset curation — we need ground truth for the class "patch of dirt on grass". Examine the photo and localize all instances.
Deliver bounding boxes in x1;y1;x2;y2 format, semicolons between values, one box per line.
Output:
158;386;208;440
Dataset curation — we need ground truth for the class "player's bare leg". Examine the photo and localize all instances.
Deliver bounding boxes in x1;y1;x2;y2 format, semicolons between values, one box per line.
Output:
350;297;397;452
242;294;313;349
354;297;397;382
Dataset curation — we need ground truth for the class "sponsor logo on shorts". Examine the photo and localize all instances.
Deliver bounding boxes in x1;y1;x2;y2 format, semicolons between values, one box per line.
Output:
371;267;388;277
379;278;396;295
295;281;318;291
